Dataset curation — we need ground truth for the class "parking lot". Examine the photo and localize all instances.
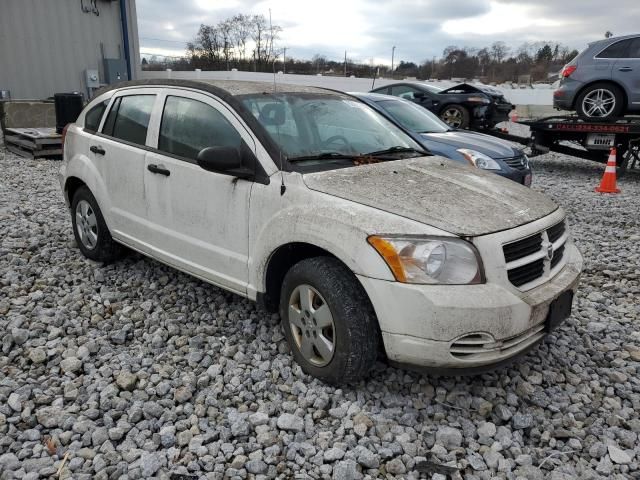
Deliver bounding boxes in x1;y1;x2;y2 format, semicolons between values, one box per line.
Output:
0;143;639;479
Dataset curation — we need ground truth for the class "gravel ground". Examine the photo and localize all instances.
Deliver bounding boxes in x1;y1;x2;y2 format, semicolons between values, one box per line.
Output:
1;140;639;480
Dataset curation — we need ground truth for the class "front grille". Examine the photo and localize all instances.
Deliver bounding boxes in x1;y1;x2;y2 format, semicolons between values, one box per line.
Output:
551;244;565;269
547;221;566;243
450;324;546;361
508;258;545;287
503;156;528;171
503;233;542;262
502;220;568;289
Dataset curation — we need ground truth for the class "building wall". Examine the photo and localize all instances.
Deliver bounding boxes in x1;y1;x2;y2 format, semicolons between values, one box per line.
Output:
0;0;140;100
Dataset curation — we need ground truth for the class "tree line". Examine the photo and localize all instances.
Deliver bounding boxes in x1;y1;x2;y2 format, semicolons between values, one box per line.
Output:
142;13;582;84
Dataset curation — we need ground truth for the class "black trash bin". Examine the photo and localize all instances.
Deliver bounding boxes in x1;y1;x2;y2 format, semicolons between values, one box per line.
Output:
54;92;84;133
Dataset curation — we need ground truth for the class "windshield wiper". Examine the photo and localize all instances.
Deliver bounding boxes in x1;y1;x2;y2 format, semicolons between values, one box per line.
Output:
363;146;427;156
288;152;363;162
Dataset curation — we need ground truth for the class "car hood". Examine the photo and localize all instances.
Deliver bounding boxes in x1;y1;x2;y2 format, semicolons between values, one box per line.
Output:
302;156;556;237
439;83;504;100
421;131;520;158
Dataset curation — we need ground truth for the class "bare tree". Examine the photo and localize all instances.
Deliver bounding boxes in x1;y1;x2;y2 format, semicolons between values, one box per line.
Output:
490;41;510;63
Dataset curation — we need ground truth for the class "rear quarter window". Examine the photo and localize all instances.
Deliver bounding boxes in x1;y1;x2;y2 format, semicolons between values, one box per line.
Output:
84;100;109;132
596;39;633;58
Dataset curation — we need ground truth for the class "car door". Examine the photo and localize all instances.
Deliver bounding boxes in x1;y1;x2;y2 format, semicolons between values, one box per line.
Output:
94;89;160;243
390;85;437;112
143;89;256;295
613;37;640;108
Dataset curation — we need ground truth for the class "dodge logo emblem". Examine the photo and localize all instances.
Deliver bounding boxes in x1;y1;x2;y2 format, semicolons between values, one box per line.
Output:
546;244;554;261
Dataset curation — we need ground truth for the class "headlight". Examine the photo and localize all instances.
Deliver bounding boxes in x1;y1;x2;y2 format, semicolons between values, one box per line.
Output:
457;149;502;170
368;236;483;284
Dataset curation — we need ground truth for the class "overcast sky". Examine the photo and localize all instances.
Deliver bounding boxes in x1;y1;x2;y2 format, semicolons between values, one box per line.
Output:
136;0;640;65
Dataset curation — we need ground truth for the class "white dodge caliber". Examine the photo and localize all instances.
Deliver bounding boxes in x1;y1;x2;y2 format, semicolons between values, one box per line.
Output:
60;80;582;383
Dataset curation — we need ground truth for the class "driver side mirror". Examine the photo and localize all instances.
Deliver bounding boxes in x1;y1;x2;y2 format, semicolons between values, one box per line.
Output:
413;91;426;100
196;146;254;180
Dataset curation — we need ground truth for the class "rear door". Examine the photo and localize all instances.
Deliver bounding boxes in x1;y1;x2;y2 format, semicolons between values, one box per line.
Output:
612;37;640;108
143;89;255;294
94;89;160;243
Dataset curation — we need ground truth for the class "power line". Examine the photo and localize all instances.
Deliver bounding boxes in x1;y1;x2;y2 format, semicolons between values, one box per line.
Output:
140;36;189;44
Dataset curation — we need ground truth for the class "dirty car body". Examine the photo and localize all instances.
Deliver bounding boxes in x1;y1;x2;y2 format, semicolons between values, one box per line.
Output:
59;79;582;382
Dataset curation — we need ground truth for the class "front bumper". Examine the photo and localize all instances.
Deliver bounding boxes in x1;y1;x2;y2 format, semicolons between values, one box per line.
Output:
495;167;532;186
358;242;582;370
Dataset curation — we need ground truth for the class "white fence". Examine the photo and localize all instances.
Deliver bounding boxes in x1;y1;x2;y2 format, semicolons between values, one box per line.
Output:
138;69;554;106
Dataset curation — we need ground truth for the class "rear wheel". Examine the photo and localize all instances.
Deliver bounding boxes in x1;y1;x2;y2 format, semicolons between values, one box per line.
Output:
280;257;380;384
575;83;624;119
71;186;125;262
440;105;470;129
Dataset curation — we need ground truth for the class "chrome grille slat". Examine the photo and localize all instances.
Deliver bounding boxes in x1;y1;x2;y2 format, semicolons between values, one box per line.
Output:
503;155;528;171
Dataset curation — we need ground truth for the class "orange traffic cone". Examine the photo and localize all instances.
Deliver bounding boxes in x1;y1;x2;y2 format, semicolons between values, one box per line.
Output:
595;147;621;194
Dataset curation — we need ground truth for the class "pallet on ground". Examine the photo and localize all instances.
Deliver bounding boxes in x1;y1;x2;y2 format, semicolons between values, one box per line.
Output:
4;127;62;159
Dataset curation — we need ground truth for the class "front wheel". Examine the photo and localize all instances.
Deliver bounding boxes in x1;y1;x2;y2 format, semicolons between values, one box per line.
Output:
440;105;470;129
280;257;380;384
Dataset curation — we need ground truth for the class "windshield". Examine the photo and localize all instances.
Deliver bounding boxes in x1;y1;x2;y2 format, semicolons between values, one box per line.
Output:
377;99;450;133
240;93;422;164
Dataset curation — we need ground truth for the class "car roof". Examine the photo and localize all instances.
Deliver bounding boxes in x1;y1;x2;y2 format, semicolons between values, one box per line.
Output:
98;79;342;97
589;33;640;47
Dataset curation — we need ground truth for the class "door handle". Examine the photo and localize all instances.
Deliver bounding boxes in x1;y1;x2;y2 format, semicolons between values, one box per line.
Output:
90;145;105;155
147;164;170;176
618;67;633;72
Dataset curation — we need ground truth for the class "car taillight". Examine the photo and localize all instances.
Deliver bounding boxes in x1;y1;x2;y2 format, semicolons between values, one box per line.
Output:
561;65;577;78
61;124;70;155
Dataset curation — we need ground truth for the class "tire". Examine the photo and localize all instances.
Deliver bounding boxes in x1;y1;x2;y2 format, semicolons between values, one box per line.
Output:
575;82;624;119
440;104;470;129
70;186;125;263
279;257;380;384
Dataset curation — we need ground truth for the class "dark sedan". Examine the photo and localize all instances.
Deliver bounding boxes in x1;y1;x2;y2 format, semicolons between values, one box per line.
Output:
370;81;514;130
353;92;532;186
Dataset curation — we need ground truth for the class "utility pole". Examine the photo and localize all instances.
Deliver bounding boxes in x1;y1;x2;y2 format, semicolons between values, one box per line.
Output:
283;47;287;74
391;46;396;76
344;50;347;76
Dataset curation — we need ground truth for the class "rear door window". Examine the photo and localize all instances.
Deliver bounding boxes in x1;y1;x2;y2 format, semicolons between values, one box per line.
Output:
596;39;633;58
158;96;242;161
102;95;156;146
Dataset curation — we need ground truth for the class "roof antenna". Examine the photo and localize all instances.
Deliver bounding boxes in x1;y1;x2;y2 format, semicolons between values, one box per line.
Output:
269;8;286;195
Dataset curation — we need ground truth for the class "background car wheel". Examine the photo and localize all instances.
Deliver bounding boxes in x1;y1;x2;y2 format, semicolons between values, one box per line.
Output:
71;186;125;263
440;105;470;129
575;83;624;119
280;257;380;384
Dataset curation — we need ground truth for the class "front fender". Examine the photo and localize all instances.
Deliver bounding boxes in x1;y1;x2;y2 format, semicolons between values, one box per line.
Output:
247;176;449;297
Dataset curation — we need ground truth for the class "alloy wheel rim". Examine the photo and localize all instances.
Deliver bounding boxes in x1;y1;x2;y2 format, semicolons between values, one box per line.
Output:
288;284;336;367
442;108;463;128
75;200;98;250
582;89;616;117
